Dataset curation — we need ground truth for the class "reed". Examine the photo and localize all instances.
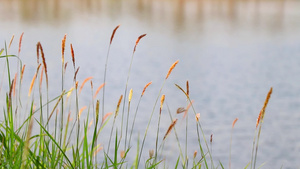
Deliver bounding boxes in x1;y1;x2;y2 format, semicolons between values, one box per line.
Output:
229;118;238;169
0;30;275;169
102;25;120;121
138;59;179;168
251;87;273;169
120;34;146;153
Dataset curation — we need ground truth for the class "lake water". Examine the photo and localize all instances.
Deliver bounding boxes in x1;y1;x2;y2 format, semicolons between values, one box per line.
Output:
1;0;300;168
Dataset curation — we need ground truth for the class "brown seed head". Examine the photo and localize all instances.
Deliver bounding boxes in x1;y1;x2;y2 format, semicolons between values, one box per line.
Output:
166;60;179;79
110;25;120;44
261;87;273;121
232;118;238;128
18;32;24;55
74;67;80;81
163;119;178;140
64;62;68;72
70;44;75;68
186;80;189;96
36;42;41;64
193;150;197;159
142;81;152;96
256;87;273;128
79;77;93;94
160;94;165;109
195;113;200;122
13;73;17;96
120;150;125;159
61;34;67;63
75;81;79;89
176;107;186;114
39;43;48;87
93;83;105;99
28;64;41;96
8;34;14;50
256;110;262;128
115;95;123;117
133;34;146;52
20;65;26;84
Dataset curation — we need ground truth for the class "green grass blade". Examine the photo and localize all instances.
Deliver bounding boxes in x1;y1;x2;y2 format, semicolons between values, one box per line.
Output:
35;119;74;169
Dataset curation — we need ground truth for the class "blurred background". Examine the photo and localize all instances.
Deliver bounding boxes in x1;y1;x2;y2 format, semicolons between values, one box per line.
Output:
0;0;300;168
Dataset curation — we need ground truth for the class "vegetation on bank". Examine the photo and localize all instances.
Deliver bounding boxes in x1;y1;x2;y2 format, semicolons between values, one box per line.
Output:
0;27;272;169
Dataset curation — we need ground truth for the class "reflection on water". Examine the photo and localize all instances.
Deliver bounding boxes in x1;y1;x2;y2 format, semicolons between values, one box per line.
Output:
1;0;299;33
1;0;300;169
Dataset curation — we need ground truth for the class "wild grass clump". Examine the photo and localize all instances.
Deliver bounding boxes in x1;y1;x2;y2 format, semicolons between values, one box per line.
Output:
0;28;273;169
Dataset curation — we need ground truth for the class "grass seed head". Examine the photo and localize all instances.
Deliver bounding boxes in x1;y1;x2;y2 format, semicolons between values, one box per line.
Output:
110;24;120;44
61;34;67;63
38;42;48;87
129;88;133;103
8;34;14;50
160;94;165;109
120;150;125;159
193;150;197;159
176;107;186;114
115;95;123;117
78;106;87;119
134;34;146;52
93;83;105;99
186;80;189;96
13;73;17;96
149;149;154;158
75;81;79;89
232;118;238;128
28;64;41;96
18;32;24;55
163;119;178;140
142;81;152;96
36;42;40;64
74;67;80;81
195;113;200;122
256;87;273;128
166;60;179;79
70;44;75;68
20;65;26;84
79;76;93;94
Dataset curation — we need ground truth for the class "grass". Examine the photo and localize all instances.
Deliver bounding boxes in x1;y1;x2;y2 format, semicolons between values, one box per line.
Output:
0;28;273;169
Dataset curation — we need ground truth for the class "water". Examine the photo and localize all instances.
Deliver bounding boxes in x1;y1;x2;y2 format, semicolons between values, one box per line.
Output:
1;0;300;168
